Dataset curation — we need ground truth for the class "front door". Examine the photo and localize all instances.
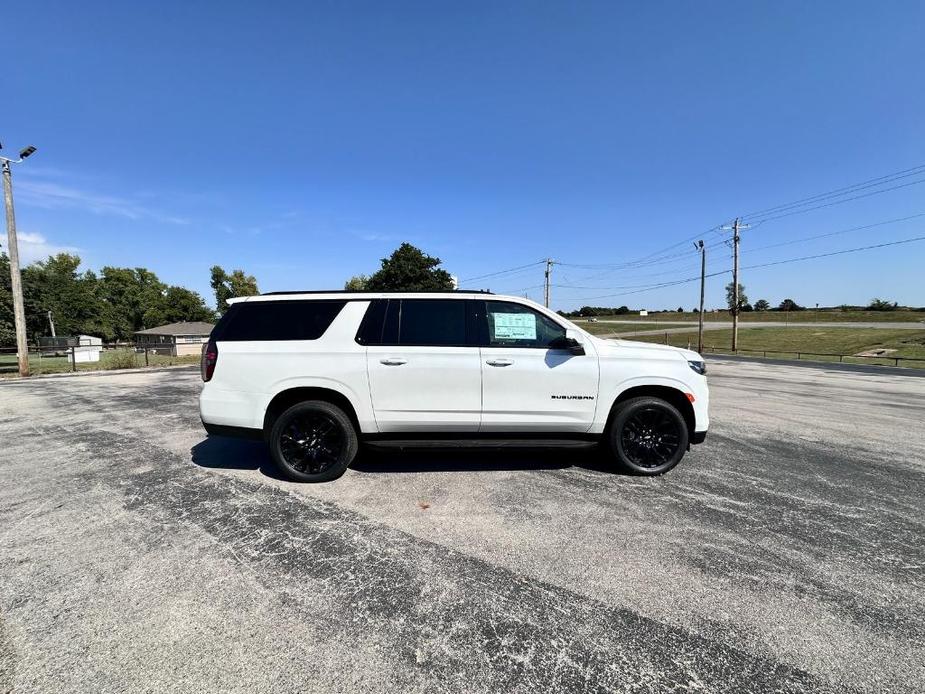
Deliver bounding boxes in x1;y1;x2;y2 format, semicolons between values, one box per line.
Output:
478;300;599;432
366;299;482;432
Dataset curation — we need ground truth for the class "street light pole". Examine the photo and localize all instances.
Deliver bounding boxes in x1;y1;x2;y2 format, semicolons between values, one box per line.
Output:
2;145;37;377
2;159;29;377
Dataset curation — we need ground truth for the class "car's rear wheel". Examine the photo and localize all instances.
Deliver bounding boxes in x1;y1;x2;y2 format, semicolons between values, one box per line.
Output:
268;400;358;482
607;396;688;475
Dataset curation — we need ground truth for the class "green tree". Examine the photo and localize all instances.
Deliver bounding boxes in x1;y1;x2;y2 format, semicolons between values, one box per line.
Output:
867;298;897;311
22;254;110;341
344;274;369;291
725;282;748;314
364;243;454;291
754;299;770;311
0;253;15;346
211;266;259;313
99;267;170;339
778;298;804;311
162;286;216;324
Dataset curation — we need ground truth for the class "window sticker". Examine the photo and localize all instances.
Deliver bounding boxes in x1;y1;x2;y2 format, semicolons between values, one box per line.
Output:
492;312;537;340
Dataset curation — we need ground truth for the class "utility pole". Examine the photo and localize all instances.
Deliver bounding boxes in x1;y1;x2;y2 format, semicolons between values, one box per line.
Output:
732;218;740;351
2;159;29;377
543;258;553;308
696;240;706;354
48;310;56;338
719;216;749;351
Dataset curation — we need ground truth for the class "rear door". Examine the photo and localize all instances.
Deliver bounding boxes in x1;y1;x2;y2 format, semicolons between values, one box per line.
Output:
364;299;482;432
477;300;599;432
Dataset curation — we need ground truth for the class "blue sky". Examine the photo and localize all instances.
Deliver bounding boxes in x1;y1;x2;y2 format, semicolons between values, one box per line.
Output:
4;1;924;310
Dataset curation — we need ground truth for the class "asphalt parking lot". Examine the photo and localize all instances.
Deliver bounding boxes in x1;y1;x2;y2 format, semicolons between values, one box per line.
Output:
1;359;923;694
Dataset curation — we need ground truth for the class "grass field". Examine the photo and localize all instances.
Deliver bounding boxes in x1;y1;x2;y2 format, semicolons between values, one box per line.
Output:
624;327;925;368
581;322;671;336
589;310;925;323
0;350;200;377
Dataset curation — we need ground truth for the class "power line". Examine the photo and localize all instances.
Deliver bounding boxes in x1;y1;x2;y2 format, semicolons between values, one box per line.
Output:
745;211;925;254
736;162;925;220
744;177;925;225
567;234;925;303
741;234;925;271
461;259;546;282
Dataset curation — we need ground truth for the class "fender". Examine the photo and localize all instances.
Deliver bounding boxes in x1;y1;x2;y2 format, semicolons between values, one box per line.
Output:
258;375;377;433
591;375;695;433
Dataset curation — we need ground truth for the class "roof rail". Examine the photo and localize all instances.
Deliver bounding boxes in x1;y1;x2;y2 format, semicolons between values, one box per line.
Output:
259;289;494;296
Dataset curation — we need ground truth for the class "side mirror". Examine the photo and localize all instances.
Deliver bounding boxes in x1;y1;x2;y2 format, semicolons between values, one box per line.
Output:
551;331;585;355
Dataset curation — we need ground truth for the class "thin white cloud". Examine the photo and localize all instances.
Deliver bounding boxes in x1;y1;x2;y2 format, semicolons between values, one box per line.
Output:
353;230;396;242
12;232;81;265
16;179;189;225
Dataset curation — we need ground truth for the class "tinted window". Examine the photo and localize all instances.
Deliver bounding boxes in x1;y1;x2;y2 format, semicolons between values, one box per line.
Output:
398;299;467;346
215;300;346;341
355;300;387;344
483;301;565;348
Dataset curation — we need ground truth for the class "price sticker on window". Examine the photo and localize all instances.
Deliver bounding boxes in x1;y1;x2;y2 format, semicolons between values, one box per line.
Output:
492;312;537;340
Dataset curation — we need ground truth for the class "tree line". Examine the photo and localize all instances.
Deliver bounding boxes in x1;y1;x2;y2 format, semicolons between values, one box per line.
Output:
0;252;259;346
3;242;916;347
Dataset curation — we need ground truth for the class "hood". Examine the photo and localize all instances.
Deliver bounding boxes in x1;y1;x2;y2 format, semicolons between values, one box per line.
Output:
592;335;702;362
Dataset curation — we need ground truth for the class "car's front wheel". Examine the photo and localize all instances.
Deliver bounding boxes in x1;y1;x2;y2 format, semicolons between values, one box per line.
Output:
268;400;358;482
607;396;689;475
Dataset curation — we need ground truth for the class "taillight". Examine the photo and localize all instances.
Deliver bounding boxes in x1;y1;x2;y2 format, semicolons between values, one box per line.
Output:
201;340;218;382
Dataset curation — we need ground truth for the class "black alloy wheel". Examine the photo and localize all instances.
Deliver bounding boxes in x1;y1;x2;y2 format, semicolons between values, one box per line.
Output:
279;412;345;474
609;396;689;475
269;400;358;482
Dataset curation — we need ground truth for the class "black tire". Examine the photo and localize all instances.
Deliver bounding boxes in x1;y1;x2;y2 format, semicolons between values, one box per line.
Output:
607;396;689;475
268;400;358;482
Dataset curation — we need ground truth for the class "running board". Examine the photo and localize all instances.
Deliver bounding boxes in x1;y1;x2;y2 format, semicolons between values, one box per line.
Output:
364;438;598;450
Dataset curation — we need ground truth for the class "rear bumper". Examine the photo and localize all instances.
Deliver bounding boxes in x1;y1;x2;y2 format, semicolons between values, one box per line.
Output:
201;420;263;440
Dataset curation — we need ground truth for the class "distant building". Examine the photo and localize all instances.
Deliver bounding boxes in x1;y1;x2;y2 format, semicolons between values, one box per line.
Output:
134;321;215;356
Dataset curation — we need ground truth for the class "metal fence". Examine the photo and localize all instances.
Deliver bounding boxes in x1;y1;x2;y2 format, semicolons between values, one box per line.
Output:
679;340;925;368
0;344;195;375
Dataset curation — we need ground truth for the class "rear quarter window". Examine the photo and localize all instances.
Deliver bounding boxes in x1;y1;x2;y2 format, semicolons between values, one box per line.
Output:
212;300;347;341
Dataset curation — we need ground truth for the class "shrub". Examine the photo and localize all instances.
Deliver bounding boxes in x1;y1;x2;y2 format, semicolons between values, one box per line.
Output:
104;350;138;370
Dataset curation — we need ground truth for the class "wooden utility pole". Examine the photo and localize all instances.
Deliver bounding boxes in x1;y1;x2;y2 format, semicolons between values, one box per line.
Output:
544;258;553;307
697;240;706;354
732;218;741;351
2;160;29;377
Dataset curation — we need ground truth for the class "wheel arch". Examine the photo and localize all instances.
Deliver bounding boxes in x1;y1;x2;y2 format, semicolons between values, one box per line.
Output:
606;384;695;439
263;387;361;436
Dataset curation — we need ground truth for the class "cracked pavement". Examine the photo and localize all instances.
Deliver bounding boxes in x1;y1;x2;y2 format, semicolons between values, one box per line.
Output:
0;359;923;693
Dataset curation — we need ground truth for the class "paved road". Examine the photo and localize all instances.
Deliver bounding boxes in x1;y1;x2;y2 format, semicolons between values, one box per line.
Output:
1;362;923;693
594;319;925;338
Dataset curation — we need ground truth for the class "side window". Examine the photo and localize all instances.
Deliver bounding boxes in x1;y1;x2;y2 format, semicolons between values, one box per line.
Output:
398;299;468;346
483;301;565;348
355;300;387;344
215;300;346;341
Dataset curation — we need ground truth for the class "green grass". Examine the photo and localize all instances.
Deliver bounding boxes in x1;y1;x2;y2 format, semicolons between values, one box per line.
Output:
0;350;200;377
588;310;925;323
580;322;671;336
626;327;925;368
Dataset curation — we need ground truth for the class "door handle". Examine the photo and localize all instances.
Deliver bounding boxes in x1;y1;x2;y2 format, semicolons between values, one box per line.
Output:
380;358;407;366
486;358;514;367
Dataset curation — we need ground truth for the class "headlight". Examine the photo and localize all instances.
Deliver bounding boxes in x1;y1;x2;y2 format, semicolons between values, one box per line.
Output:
688;360;707;375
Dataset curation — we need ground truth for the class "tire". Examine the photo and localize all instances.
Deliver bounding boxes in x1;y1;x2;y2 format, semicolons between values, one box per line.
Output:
607;396;689;476
268;400;358;482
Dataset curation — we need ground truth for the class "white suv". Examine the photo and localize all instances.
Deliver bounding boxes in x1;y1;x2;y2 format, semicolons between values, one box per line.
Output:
199;292;709;482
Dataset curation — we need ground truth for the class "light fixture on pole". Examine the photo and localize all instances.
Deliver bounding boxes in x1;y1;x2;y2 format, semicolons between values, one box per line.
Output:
1;142;38;377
